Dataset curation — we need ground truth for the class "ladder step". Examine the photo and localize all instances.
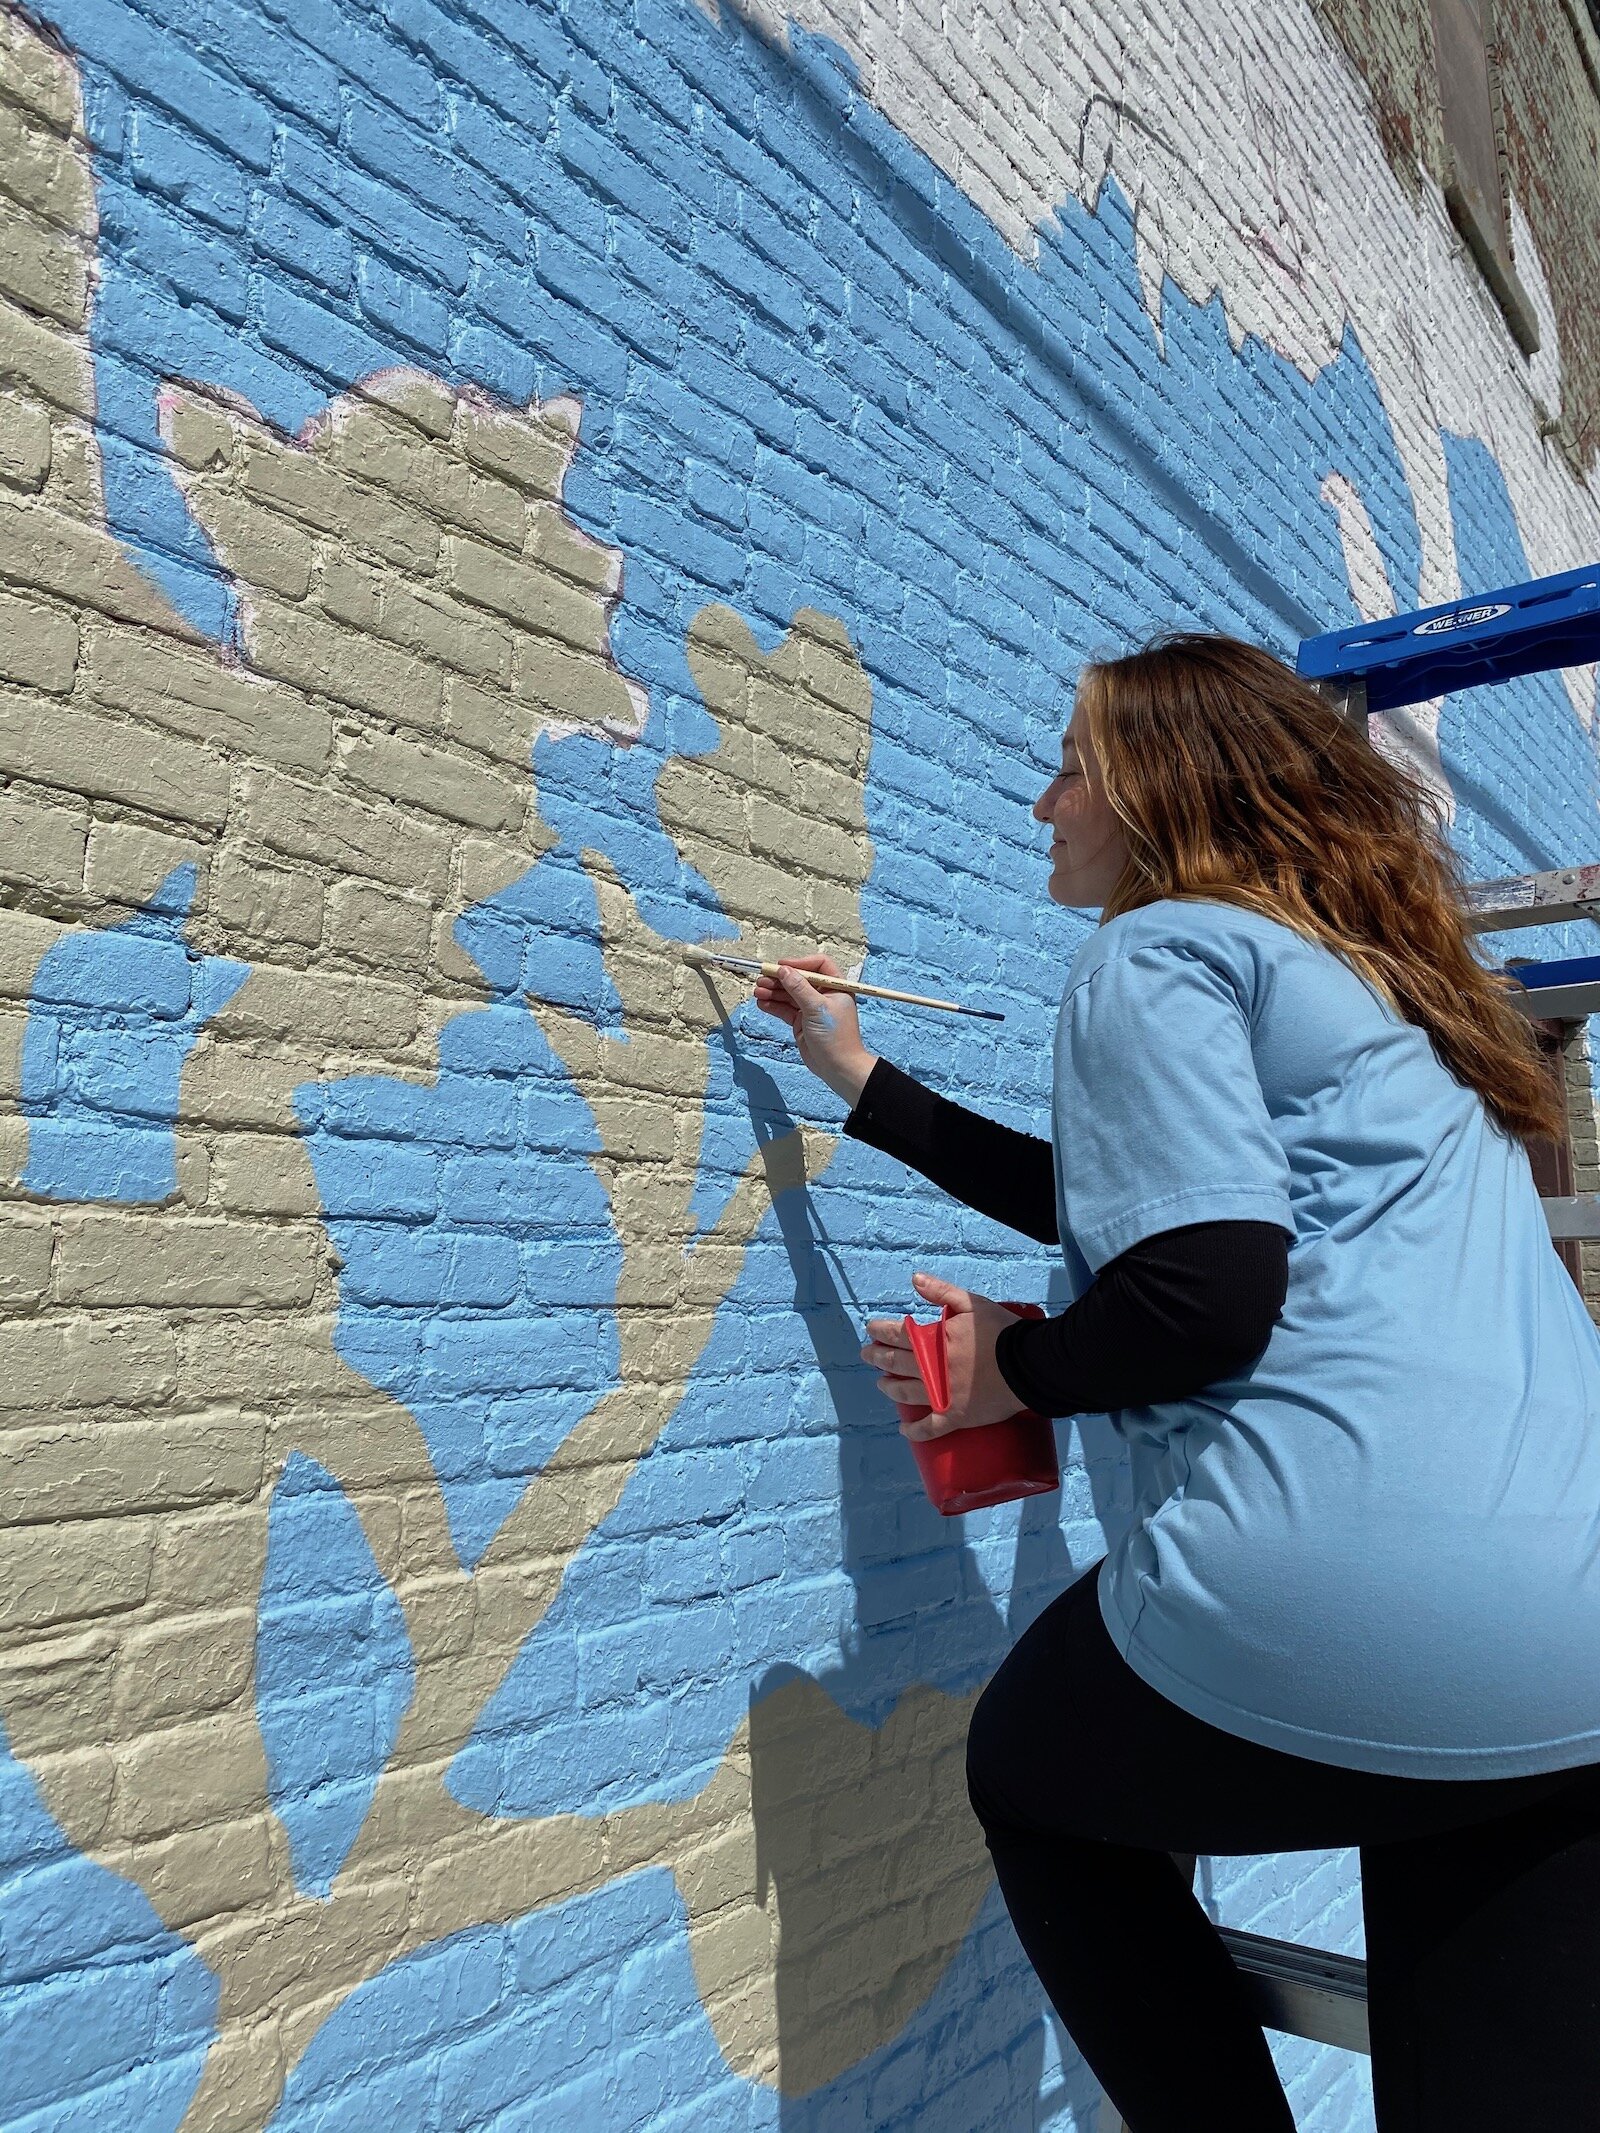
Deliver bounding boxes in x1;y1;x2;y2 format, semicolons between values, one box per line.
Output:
1216;1926;1371;2055
1467;862;1600;934
1499;953;1600;1019
1297;561;1600;716
1542;1196;1600;1240
1510;978;1600;1019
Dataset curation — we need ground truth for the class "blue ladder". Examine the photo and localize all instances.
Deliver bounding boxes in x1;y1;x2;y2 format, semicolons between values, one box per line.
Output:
1297;560;1600;719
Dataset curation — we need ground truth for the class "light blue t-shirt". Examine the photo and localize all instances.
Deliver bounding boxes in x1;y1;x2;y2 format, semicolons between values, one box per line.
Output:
1055;896;1600;1778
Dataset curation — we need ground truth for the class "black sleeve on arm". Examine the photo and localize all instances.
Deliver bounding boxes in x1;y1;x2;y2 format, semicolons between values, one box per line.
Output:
843;1056;1058;1246
992;1220;1289;1418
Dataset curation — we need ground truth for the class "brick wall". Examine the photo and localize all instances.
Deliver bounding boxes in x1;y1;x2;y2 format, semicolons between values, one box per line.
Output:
1314;0;1600;474
0;2;1597;2129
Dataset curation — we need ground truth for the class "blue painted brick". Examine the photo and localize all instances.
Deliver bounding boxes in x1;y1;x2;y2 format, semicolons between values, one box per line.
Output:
381;0;552;132
98;179;249;323
613;491;744;593
255;0;440;125
0;1964;159;2112
584;101;695;249
440;1155;602;1228
689;350;800;456
607;1450;743;1538
78;67;128;157
449;93;551;202
0;1854;169;1987
250;193;355;295
420;1313;599;1396
344;95;525;257
791;409;902;517
536;230;677;366
126;108;248;230
356;253;452;355
471;262;630;402
569;23;693;135
60;0;272;168
253;1592;388;1694
311;1148;438;1223
739;193;847;317
609;410;677;490
625;368;755;478
500;135;608;254
746;489;806;565
280;130;468;295
338;1223;521;1308
612;88;725;224
313;1077;519;1148
696;222;808;338
719;1524;786;1591
641;1535;723;1608
685;457;747;531
695;104;810;228
514;1240;615;1306
31;935;190;1016
454;0;609;119
255;278;395;393
190;0;344;136
60;1028;177;1117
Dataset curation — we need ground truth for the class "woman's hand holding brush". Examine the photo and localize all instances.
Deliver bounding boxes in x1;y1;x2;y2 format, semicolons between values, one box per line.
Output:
753;955;880;1106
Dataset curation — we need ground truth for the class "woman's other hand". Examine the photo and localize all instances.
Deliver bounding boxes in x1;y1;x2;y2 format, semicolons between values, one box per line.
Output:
862;1270;1024;1439
753;954;878;1105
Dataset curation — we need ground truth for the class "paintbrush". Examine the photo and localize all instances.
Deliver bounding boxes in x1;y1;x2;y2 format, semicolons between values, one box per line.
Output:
680;944;1005;1021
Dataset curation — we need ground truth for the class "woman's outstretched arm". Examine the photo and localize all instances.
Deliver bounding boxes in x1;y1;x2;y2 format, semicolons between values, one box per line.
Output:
843;1055;1059;1245
757;963;1055;1237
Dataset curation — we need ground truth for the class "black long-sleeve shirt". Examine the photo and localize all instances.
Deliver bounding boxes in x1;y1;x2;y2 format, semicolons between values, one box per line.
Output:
842;1056;1288;1417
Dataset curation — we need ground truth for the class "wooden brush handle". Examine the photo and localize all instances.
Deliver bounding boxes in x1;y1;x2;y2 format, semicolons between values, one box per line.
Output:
765;965;971;1013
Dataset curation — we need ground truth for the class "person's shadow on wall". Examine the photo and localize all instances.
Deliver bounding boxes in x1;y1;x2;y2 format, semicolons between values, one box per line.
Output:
728;1032;1128;2126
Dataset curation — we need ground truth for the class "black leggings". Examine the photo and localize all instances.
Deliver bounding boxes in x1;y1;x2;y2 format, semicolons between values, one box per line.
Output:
965;1561;1600;2131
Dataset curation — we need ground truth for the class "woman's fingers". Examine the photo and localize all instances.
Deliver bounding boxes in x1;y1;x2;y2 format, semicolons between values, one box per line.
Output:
751;974;797;1026
910;1269;971;1311
753;952;840;1026
899;1410;958;1442
861;1312;922;1409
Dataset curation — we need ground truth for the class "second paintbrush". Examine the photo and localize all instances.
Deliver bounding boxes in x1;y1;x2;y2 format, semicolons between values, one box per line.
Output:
680;944;1004;1021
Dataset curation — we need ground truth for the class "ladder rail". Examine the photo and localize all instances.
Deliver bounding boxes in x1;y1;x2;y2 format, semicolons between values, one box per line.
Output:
1098;1926;1371;2131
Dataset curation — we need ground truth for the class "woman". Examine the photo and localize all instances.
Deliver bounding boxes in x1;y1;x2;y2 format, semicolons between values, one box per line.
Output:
755;633;1600;2132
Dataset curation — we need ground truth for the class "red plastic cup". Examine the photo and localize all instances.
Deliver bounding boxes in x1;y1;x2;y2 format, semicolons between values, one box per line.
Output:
897;1300;1060;1516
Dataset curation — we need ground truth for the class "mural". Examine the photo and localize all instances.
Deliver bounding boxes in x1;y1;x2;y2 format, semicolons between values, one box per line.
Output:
1;0;1597;2128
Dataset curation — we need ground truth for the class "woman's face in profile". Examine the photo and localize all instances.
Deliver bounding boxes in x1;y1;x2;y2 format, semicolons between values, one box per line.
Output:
1033;699;1129;909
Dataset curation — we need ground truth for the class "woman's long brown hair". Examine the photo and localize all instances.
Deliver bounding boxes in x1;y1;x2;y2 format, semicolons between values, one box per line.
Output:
1077;632;1564;1147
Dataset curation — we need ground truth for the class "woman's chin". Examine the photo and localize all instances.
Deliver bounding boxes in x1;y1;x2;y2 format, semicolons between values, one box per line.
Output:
1046;869;1103;910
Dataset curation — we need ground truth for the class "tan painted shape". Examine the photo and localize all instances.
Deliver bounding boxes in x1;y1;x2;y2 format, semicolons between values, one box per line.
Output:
0;19;986;2127
709;1674;991;2090
665;603;874;977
